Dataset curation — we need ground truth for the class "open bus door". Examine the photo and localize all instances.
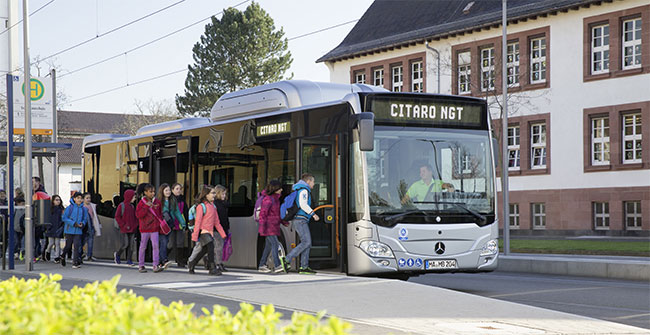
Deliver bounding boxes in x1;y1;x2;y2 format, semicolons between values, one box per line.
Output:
176;137;192;193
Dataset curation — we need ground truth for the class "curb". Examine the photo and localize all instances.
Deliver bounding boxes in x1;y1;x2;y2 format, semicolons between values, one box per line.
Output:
497;254;650;281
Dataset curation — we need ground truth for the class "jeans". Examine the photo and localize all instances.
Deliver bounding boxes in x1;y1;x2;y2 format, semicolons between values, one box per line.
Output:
139;232;159;267
62;234;82;265
116;232;135;262
285;219;311;268
46;237;62;259
258;235;280;268
159;232;170;262
80;228;95;258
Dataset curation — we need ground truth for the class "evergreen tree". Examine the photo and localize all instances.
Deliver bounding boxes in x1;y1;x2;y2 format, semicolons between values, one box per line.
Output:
176;2;292;117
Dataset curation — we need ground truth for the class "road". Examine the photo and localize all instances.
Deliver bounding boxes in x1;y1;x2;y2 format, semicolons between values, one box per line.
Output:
410;271;650;330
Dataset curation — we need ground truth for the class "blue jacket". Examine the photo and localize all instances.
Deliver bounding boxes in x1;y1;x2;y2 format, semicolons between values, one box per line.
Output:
62;199;88;235
293;180;313;220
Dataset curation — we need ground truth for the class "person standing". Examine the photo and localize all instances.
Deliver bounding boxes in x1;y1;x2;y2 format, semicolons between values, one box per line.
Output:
135;184;165;273
113;189;138;266
32;176;46;194
171;183;188;267
257;180;286;273
157;184;185;269
188;185;226;275
211;185;230;272
280;173;320;275
61;192;87;268
81;193;101;261
44;195;64;263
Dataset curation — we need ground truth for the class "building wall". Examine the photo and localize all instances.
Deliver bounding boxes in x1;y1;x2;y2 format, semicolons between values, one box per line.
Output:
325;0;650;233
58;163;82;202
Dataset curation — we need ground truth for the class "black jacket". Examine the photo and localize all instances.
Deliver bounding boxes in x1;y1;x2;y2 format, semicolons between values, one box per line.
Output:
45;206;64;238
215;200;230;233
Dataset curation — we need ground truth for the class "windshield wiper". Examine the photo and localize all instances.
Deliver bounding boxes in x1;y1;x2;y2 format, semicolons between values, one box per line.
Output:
412;201;486;224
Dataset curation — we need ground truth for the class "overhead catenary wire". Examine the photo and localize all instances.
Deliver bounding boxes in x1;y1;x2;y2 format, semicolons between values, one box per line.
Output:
0;0;56;36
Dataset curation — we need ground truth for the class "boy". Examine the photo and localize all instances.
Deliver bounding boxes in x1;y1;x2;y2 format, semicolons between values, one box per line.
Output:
61;192;88;268
135;184;164;273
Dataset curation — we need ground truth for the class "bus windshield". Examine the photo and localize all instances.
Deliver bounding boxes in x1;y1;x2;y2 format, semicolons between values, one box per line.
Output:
366;126;495;225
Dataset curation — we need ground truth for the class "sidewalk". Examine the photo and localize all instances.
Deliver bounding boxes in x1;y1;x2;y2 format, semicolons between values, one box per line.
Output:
498;253;650;281
2;261;648;335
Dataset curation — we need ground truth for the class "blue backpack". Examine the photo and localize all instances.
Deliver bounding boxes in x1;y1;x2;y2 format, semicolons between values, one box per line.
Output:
280;190;300;221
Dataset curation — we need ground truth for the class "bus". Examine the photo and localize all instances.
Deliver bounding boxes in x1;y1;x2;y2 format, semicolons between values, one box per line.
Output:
82;80;498;279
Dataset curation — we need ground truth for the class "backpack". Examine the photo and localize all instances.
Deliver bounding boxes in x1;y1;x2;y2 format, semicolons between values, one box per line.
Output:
280;190;300;221
253;192;266;223
113;203;125;230
187;203;208;231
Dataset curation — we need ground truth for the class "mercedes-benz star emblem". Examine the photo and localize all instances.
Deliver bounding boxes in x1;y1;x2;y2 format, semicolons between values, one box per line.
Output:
434;242;445;255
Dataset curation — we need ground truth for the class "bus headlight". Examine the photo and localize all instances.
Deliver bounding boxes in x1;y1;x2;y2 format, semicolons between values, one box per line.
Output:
359;240;394;258
480;239;498;256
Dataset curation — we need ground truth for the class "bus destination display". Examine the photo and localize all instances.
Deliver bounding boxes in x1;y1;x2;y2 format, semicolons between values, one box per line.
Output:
256;121;291;137
367;96;485;128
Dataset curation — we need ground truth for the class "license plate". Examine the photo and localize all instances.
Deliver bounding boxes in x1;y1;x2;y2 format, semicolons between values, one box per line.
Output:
426;259;457;269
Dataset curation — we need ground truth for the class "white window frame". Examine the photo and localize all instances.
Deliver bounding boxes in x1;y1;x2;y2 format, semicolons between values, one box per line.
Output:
530;123;547;169
622;113;642;164
392;65;403;92
71;168;82;181
480;47;495;91
458;51;471;94
591;24;610;74
624;201;642;230
591;117;610;165
509;203;520;228
507;42;520;87
530;37;546;84
411;61;423;92
507;125;520;170
593;202;610;230
373;68;384;87
531;203;546;229
355;71;366;84
622;18;642;70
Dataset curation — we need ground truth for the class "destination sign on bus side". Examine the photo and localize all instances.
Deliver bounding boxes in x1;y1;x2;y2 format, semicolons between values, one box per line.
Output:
256;121;291;137
367;96;484;128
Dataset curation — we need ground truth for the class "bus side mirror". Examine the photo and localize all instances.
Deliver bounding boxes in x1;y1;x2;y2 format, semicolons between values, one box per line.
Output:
352;112;374;152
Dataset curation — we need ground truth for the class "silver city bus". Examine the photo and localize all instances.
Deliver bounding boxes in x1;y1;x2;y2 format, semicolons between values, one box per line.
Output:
82;80;498;279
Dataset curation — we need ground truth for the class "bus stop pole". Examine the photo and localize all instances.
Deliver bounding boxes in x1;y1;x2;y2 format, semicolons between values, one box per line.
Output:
22;0;33;271
51;69;58;195
6;74;15;270
501;0;510;255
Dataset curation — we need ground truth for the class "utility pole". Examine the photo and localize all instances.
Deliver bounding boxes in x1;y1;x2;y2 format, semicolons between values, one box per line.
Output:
501;0;510;255
23;0;33;271
51;69;58;195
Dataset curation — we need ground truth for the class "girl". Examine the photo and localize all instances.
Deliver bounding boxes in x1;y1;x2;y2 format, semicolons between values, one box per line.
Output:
171;183;188;267
257;180;286;273
61;192;87;268
157;184;185;269
81;192;101;261
213;185;230;272
188;185;226;275
135;183;164;273
114;189;138;266
44;195;65;263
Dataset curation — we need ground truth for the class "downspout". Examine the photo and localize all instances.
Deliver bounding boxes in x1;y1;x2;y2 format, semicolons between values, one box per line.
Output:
425;41;441;94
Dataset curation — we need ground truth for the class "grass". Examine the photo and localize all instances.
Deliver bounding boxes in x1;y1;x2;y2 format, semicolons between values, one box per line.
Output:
499;239;650;257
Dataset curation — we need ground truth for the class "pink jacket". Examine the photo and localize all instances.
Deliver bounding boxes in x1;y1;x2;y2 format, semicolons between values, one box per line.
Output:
258;191;285;236
192;201;226;242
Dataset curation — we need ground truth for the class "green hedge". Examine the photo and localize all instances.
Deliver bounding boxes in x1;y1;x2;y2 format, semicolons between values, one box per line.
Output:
0;274;351;335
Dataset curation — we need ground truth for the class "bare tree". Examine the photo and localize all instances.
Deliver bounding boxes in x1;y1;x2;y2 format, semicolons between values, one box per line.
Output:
112;98;181;136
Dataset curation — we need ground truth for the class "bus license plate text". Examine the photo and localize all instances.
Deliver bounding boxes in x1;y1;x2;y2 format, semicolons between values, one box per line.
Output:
426;259;457;269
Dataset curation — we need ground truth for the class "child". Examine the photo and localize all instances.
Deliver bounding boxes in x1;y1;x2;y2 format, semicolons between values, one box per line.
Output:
157;184;185;269
81;193;101;261
188;185;226;275
258;180;286;273
171;183;188;267
61;192;88;268
214;185;230;272
114;189;138;266
13;197;25;260
135;184;164;273
44;195;65;263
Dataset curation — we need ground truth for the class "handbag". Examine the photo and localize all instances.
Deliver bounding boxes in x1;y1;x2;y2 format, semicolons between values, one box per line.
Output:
222;233;233;262
148;206;171;235
162;210;175;229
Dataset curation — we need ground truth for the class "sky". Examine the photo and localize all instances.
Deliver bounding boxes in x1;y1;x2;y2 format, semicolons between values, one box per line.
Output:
6;0;373;114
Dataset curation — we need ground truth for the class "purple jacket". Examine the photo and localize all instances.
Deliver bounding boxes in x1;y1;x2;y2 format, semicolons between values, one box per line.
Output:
258;191;284;236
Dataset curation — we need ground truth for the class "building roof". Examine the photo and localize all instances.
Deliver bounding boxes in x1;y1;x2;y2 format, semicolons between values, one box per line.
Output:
317;0;606;63
57;137;84;164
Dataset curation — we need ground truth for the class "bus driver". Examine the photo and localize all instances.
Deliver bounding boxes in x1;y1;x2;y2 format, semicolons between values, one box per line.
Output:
401;164;454;204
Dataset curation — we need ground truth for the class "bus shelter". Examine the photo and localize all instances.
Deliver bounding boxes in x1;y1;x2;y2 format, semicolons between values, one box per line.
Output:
0;141;71;270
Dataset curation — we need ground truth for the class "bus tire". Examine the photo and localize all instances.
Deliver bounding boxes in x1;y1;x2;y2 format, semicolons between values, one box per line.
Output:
256;234;288;270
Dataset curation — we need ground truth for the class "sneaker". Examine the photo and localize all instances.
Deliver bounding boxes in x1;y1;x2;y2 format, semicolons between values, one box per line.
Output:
87;256;97;262
139;266;147;273
114;252;121;264
18;253;24;261
61;257;66;267
127;260;135;267
279;256;290;273
153;265;164;273
72;264;81;269
162;260;172;269
258;265;272;273
273;266;284;274
219;264;228;272
54;257;61;264
299;267;316;275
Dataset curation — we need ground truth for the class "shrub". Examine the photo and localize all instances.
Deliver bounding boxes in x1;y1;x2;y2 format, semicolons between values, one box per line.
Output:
0;274;351;335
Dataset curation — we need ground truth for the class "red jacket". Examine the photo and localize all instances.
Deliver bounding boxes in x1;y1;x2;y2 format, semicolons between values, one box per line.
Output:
258;191;285;236
115;189;138;233
136;197;162;233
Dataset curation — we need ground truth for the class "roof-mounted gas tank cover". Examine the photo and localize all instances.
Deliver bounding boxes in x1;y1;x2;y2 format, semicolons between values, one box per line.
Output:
135;117;211;136
82;134;129;149
210;80;386;122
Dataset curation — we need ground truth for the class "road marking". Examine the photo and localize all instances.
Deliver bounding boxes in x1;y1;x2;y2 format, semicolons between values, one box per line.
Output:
489;286;602;298
612;313;650;320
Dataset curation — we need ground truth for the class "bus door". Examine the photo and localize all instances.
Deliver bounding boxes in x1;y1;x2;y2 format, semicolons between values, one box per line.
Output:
176;136;191;193
137;142;152;185
298;137;341;269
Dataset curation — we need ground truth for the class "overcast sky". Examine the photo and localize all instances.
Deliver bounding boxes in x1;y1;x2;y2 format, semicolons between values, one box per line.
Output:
8;0;373;114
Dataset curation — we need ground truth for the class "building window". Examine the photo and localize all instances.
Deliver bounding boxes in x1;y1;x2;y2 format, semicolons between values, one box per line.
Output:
624;201;642;230
593;202;610;230
507;125;520;170
373;68;384;87
591;117;610;165
507;42;520;86
622;18;642;70
411;61;423;92
530;123;546;169
509;203;519;228
531;203;546;229
392;65;403;92
71;168;82;181
530;37;546;84
355;71;366;84
622;113;642;164
480;47;495;91
592;24;610;74
458;51;471;94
